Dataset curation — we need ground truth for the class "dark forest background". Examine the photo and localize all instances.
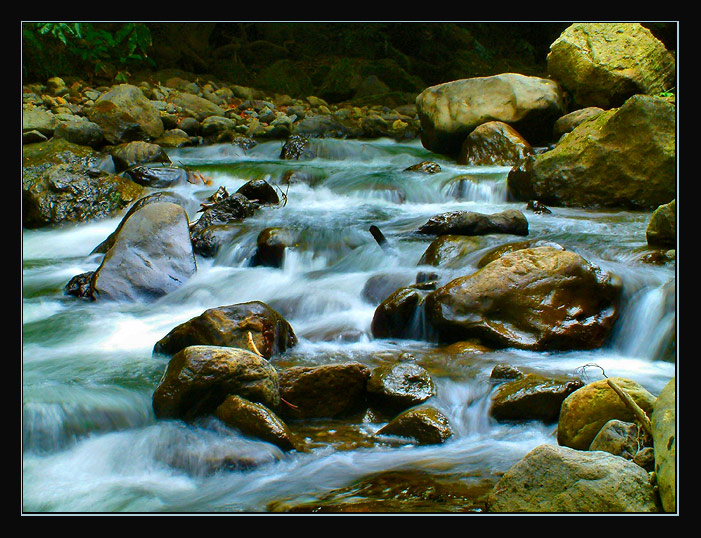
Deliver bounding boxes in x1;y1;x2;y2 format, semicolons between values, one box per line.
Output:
22;22;677;103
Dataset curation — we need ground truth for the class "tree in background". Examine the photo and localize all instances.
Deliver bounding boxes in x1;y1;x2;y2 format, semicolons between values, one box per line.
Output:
22;22;154;83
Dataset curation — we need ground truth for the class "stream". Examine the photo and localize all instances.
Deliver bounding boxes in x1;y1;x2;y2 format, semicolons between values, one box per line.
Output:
22;138;676;513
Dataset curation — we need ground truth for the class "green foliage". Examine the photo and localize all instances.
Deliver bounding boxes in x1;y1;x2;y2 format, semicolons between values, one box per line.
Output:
22;22;154;82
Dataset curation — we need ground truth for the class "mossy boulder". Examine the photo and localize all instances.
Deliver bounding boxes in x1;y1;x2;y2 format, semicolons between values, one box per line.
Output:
547;23;676;109
507;95;675;210
651;378;676;512
646;199;676;249
557;377;657;450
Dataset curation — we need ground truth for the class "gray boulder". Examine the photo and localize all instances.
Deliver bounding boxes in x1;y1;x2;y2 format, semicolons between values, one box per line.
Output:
487;444;661;512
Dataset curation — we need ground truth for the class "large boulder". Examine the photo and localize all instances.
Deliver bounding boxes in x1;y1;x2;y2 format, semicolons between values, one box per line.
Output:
277;362;371;419
154;301;297;359
152;345;280;420
651;378;676;512
86;84;164;144
557;377;657;450
508;94;675;210
416;73;565;155
487;444;661;513
424;246;622;351
90;202;197;302
547;23;676;109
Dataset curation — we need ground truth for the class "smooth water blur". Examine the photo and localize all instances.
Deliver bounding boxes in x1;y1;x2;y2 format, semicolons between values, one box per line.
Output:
22;139;676;512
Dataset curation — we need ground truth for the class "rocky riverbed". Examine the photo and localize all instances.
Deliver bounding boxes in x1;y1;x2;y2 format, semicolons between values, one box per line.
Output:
22;22;677;514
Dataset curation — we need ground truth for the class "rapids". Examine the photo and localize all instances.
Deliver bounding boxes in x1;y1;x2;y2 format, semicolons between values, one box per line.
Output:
22;138;676;512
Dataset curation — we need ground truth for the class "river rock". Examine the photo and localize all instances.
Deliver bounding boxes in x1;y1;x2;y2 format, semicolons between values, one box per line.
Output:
167;90;226;121
23;106;58;138
646;199;676;249
361;273;415;306
280;134;312;159
91;191;190;254
424;246;622;351
53;117;104;148
366;363;436;413
23;140;143;228
90;202;196;302
457;121;533;166
404;161;441;174
418;235;485;268
86;84;164;144
417;209;528;237
277;362;371;419
152;345;280;420
370;287;426;340
108;141;171;172
476;239;565;268
190;193;256;234
215;394;296;451
250;228;297;269
154;301;297;359
375;405;453;445
236;179;280;205
416;73;565;155
507;94;675;210
125;166;192;188
547;23;676;109
588;419;642;460
651;377;676;512
557;377;656;450
487;444;661;513
490;373;584;423
552;107;604;139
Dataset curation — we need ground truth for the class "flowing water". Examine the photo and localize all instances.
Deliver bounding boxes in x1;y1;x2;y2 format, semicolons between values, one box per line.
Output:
22;138;676;513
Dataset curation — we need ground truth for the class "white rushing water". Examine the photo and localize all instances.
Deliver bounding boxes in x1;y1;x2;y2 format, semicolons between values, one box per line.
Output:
22;139;676;513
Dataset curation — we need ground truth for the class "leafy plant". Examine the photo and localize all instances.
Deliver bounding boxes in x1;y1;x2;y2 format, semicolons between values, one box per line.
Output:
22;22;154;82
